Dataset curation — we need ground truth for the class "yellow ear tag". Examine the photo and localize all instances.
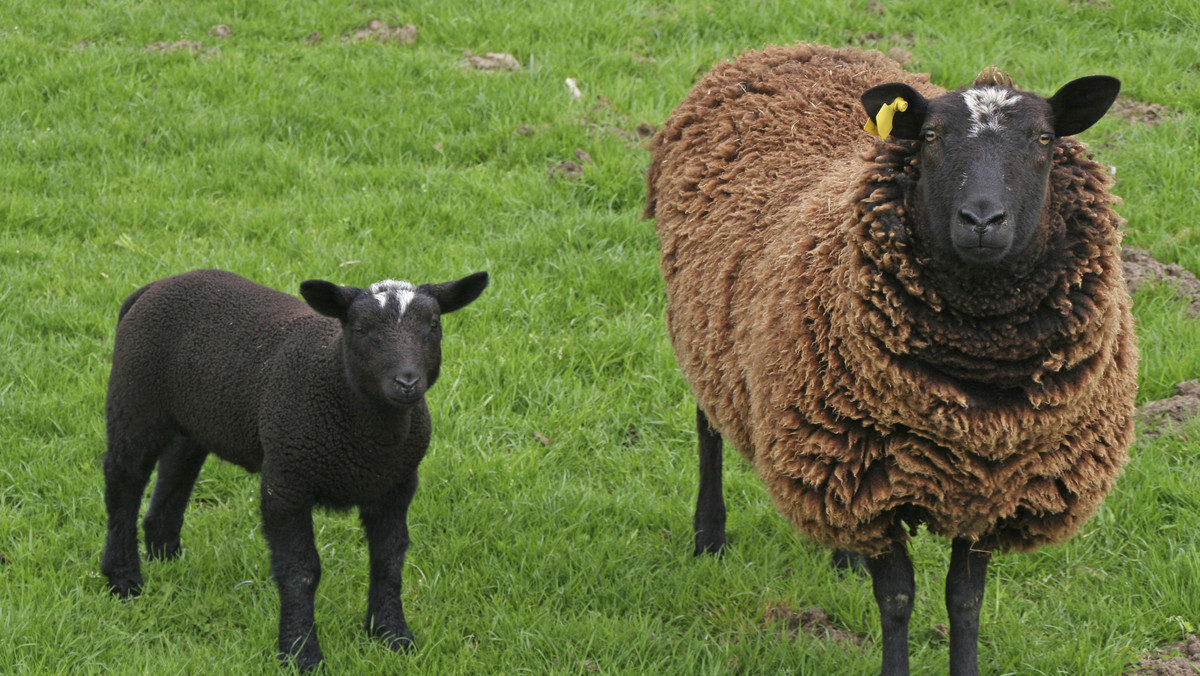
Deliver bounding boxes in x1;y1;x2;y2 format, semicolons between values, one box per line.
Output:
863;97;909;140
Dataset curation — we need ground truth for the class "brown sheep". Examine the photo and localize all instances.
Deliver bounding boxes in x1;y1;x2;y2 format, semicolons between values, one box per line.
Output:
645;43;1135;675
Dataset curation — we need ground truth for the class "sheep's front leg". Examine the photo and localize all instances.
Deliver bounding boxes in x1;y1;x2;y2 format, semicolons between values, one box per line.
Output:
865;540;914;676
694;406;726;556
359;471;418;652
946;538;990;676
260;488;323;671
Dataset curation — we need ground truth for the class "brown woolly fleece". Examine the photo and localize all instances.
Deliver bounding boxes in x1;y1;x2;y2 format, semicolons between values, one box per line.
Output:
645;43;1137;555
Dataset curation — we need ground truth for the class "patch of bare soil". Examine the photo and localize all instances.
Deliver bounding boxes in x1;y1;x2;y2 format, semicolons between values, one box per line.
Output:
548;148;593;181
1125;634;1200;675
581;96;657;146
458;50;521;72
1110;97;1174;126
763;603;868;648
144;40;217;57
346;20;417;45
1137;380;1200;439
208;24;231;38
843;30;916;49
1122;247;1200;318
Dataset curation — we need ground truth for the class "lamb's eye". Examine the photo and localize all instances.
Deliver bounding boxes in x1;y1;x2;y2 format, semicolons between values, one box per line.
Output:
922;129;937;142
1038;132;1053;145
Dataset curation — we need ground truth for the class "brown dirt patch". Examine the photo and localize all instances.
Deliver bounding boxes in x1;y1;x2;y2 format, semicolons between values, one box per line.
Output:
548;148;593;181
458;51;521;72
208;24;231;39
1122;247;1200;318
347;20;417;45
763;603;868;648
1110;97;1174;126
1137;380;1200;439
581;96;658;146
844;30;917;49
144;40;217;57
1125;634;1200;675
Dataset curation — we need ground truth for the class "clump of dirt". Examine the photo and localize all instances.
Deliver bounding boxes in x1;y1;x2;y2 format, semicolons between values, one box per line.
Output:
886;47;914;66
144;40;217;57
1137;381;1200;439
458;50;521;72
515;123;549;136
1122;247;1200;318
1070;0;1114;8
844;30;916;49
763;603;868;648
305;31;321;46
347;20;417;44
581;95;657;145
548;148;593;181
864;0;887;16
1125;634;1200;675
208;24;231;38
1110;97;1174;126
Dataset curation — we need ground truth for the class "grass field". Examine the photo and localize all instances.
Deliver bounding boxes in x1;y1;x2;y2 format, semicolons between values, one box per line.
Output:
2;1;1200;673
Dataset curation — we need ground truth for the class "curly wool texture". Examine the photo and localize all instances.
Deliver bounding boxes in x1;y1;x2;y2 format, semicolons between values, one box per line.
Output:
646;43;1136;555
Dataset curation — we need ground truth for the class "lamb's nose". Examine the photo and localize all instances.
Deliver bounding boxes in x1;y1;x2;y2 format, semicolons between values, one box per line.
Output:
394;375;419;392
959;204;1007;234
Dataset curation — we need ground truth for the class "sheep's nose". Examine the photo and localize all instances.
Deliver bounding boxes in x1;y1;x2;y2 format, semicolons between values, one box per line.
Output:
959;204;1007;234
394;374;419;393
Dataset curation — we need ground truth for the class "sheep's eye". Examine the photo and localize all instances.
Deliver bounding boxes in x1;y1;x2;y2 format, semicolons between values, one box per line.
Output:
431;319;440;331
921;129;937;142
1038;132;1053;145
352;325;367;335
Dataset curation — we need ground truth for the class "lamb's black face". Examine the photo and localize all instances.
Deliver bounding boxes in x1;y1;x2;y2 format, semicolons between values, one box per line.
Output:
299;271;489;410
861;75;1120;273
917;88;1055;268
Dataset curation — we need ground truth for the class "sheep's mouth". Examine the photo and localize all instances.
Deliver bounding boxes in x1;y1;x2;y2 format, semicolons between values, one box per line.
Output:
385;390;424;407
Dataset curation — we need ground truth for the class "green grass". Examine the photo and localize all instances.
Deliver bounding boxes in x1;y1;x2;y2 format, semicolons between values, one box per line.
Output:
2;0;1200;673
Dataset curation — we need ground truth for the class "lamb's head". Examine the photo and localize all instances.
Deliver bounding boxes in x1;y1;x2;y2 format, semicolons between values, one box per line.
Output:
299;271;489;408
862;72;1119;272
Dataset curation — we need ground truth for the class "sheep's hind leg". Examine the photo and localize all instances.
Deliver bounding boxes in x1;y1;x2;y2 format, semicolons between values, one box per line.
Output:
946;538;990;676
694;406;726;556
142;437;208;560
261;490;323;671
101;427;170;598
865;540;914;676
359;471;419;653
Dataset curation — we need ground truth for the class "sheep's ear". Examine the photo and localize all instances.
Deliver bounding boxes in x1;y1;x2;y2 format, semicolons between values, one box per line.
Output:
300;280;360;322
420;271;489;314
861;82;928;140
1049;75;1120;137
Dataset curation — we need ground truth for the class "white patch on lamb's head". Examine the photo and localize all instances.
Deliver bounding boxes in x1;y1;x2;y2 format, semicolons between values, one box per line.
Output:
962;87;1019;137
369;280;417;318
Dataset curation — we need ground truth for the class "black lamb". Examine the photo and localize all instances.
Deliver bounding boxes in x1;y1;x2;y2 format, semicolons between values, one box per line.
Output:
101;267;488;670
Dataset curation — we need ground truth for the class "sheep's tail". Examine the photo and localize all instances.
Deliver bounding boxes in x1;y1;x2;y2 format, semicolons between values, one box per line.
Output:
117;283;154;322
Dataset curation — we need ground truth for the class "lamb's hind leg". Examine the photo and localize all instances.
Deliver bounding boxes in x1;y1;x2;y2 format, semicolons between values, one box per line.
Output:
101;427;171;598
865;540;915;676
143;437;208;560
694;406;726;556
359;470;419;652
946;538;991;676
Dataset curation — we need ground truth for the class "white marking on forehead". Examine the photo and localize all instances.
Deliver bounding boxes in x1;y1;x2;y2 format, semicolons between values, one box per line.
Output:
369;280;416;318
963;87;1020;137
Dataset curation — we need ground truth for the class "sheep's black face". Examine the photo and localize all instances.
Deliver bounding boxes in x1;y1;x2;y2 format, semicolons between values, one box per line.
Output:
862;75;1120;273
300;272;489;410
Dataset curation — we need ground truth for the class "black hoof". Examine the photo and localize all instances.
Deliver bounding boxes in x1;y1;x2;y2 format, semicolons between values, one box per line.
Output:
106;576;143;599
694;531;726;557
145;540;181;561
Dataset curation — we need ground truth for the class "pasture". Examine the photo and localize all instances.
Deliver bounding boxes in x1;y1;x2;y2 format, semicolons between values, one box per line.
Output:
2;1;1200;673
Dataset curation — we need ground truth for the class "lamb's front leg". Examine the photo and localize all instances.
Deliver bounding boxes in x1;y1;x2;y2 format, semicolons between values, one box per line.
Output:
694;406;726;556
865;540;915;676
260;487;323;671
946;538;991;676
359;471;419;652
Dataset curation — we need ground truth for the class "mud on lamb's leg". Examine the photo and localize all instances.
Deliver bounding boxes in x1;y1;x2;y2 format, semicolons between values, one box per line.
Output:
261;490;323;671
694;406;727;556
142;437;208;560
101;428;170;598
946;538;991;676
865;540;915;676
359;471;419;652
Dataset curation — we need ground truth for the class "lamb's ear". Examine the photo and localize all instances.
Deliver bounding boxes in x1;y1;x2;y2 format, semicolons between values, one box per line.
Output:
1049;75;1120;137
420;271;489;314
300;280;360;322
861;82;928;140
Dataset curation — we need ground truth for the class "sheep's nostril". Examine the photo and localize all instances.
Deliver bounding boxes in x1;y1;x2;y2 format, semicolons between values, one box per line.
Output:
959;205;1007;234
394;375;419;392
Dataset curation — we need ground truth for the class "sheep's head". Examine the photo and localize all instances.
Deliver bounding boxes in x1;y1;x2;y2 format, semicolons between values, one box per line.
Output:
861;73;1119;274
299;272;489;409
